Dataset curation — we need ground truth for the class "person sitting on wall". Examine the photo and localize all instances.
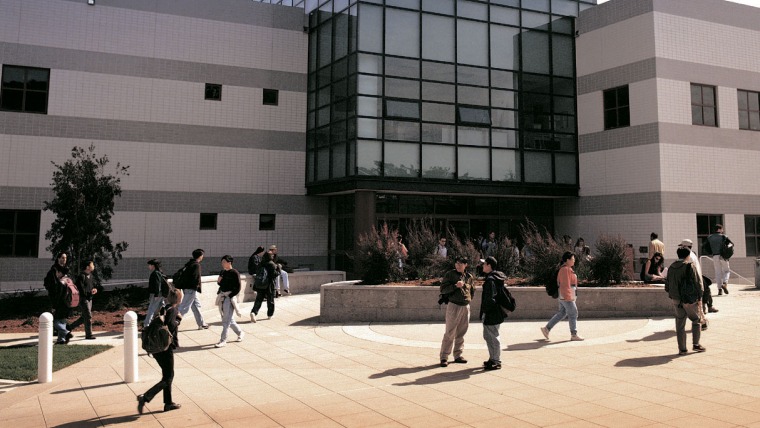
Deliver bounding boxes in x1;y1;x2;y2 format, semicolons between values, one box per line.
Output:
640;252;666;283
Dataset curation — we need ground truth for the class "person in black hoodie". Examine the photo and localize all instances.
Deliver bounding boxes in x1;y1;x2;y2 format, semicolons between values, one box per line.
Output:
176;249;209;330
68;260;101;340
214;255;244;348
251;250;278;321
50;264;73;344
144;259;166;328
480;256;507;371
138;287;183;414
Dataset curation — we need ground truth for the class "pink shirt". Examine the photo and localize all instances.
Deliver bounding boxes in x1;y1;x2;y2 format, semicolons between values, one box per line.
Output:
557;266;578;301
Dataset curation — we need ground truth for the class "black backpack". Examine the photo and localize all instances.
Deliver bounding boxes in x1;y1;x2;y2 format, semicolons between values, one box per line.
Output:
171;265;187;288
545;267;560;299
679;265;701;305
248;253;261;276
495;281;516;316
159;273;172;298
719;237;734;260
141;311;172;354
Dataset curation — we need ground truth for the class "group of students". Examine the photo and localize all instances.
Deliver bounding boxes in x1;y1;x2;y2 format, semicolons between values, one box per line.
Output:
43;252;101;344
136;244;289;414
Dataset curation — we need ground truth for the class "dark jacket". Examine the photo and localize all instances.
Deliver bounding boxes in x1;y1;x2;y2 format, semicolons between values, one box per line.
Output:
75;272;97;301
439;269;475;306
262;253;278;290
665;260;702;301
480;270;508;325
148;269;163;295
161;304;181;351
218;268;241;298
178;259;202;292
272;254;291;273
43;264;62;292
51;276;73;318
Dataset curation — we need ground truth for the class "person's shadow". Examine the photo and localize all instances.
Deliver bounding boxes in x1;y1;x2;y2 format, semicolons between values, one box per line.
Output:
52;414;140;427
393;367;483;386
369;364;440;379
626;330;674;343
615;354;680;367
506;340;555;351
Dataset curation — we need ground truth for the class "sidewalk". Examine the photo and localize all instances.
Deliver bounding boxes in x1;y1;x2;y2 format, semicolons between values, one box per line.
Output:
1;286;759;427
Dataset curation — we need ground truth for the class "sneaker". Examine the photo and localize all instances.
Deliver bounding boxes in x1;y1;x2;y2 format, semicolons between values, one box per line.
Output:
721;285;729;295
484;360;501;371
250;313;257;323
440;359;448;367
237;331;245;342
137;395;147;415
55;339;67;345
453;357;468;364
283;289;290;294
214;341;226;348
693;344;707;352
163;403;181;412
65;332;73;344
540;327;550;340
199;324;209;330
570;334;585;341
85;336;97;340
718;289;723;296
678;350;689;356
708;307;719;313
275;291;281;298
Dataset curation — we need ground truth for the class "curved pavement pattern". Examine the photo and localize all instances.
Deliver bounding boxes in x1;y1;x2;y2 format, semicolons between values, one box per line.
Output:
1;286;759;427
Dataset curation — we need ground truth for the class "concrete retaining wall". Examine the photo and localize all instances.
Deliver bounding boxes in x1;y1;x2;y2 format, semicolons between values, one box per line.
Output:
320;282;674;323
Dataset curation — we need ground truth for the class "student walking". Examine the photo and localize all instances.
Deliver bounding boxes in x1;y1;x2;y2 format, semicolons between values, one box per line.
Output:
541;252;584;342
68;260;100;340
251;250;278;320
480;256;507;371
214;255;244;348
137;287;183;414
176;249;209;330
665;247;706;355
144;259;166;328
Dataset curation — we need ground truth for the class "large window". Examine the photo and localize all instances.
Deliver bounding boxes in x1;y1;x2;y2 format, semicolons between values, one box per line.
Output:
1;65;50;114
691;83;717;127
738;89;760;131
0;210;40;257
697;214;723;256
745;215;760;256
603;85;629;130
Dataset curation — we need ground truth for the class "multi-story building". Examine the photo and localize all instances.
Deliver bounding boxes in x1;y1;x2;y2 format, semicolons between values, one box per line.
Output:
3;0;759;288
562;0;760;279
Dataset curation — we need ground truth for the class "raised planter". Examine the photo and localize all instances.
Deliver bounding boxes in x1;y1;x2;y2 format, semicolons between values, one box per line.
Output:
320;282;673;323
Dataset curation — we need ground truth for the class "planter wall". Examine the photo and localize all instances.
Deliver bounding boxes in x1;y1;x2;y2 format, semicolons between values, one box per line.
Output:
320;282;673;323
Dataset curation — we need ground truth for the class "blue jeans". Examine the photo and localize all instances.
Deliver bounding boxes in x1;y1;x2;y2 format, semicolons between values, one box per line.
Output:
220;297;241;342
178;289;205;328
144;294;164;327
546;300;579;336
482;324;501;363
53;317;69;342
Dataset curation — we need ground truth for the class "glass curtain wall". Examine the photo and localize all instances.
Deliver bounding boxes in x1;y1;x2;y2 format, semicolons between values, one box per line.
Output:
307;0;593;187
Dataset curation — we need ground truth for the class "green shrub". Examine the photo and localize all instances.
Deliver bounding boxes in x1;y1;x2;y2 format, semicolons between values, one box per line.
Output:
589;235;630;284
519;221;565;286
353;223;405;285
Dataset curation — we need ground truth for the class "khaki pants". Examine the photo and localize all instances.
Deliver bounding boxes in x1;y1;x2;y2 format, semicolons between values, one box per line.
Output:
439;303;470;360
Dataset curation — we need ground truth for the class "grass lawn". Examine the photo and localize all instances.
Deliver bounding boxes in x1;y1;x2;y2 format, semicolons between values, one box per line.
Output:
0;344;112;381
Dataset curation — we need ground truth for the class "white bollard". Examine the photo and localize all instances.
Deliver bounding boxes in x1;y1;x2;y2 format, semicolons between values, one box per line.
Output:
123;311;138;383
38;312;53;383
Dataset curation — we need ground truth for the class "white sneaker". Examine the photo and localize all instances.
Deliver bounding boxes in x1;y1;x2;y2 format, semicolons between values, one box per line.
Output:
540;327;550;340
250;313;257;323
570;334;585;341
214;341;226;348
237;332;245;342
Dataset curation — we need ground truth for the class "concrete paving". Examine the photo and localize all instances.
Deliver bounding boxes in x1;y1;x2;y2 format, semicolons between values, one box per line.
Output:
1;285;759;427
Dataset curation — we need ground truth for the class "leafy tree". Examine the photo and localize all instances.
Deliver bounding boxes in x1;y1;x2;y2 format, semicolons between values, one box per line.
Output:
44;145;129;282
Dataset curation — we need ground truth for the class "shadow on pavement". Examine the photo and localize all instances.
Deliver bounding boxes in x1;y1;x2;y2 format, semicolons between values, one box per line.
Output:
393;367;483;386
626;330;674;343
615;354;679;367
506;340;554;351
52;414;140;427
51;381;124;394
290;316;320;326
369;364;440;379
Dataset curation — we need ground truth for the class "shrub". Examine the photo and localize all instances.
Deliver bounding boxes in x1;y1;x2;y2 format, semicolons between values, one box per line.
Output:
448;235;483;277
590;234;631;284
489;236;522;277
353;223;405;285
519;221;566;286
404;218;443;280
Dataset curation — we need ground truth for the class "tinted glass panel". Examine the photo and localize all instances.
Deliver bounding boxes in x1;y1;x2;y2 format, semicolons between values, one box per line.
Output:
422;61;456;82
359;5;383;53
422;0;454;14
385;56;419;78
522;31;550;74
421;123;456;143
422;144;455;178
422;14;455;62
524;151;552;183
457;20;488;66
385;78;420;99
357;140;382;175
386;8;420;58
458;106;491;125
458;147;489;180
384;142;420;177
385;99;420;119
554;153;576;184
492;149;520;181
490;25;520;70
422;82;455;102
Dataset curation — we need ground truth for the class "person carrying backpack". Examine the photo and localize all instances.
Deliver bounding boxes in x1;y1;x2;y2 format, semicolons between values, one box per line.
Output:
137;287;183;414
664;247;706;355
480;256;507;371
175;249;209;330
705;224;733;295
541;252;584;342
251;250;279;321
145;259;166;328
50;264;74;345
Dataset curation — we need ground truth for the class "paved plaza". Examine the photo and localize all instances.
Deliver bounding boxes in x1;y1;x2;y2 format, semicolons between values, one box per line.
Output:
1;285;759;427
